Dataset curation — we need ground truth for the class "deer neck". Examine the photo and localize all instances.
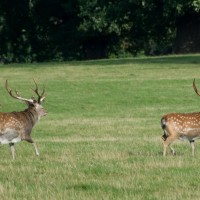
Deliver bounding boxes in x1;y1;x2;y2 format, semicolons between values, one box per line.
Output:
21;107;39;128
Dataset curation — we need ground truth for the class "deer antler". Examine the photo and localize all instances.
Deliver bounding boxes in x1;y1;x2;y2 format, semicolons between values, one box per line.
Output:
6;80;34;103
32;79;45;103
193;79;200;96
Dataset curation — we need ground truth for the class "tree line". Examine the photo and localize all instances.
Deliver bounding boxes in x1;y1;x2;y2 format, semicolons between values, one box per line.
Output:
0;0;200;62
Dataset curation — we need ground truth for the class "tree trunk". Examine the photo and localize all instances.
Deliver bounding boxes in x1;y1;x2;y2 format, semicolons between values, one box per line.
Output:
174;13;200;53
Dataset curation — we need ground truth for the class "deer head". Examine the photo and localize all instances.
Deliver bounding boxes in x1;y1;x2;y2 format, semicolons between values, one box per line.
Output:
5;79;47;118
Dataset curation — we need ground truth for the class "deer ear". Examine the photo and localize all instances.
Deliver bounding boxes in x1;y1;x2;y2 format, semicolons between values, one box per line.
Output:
31;96;37;103
24;98;36;106
24;101;32;106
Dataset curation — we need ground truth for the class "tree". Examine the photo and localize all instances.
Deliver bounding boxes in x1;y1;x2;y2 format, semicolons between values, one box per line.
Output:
0;0;32;62
30;0;81;61
173;0;200;53
0;0;200;62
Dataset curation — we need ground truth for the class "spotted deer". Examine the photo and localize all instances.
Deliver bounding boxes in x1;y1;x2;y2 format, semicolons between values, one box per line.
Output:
161;79;200;156
0;80;47;159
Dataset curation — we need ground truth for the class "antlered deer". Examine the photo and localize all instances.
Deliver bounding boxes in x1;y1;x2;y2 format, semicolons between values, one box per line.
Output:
0;80;47;159
161;79;200;156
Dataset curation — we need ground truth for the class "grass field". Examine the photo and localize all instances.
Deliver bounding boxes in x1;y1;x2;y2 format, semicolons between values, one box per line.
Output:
0;54;200;199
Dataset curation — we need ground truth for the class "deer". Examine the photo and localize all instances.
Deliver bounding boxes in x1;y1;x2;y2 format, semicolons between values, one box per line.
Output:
161;79;200;157
0;80;47;159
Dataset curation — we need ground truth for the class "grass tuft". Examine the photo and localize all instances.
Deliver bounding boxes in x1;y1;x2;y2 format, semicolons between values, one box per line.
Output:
0;54;200;199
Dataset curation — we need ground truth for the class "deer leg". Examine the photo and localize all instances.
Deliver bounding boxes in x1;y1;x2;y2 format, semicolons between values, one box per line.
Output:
32;142;39;156
163;136;176;157
190;140;195;157
25;138;40;156
169;144;176;156
9;143;15;160
163;142;168;157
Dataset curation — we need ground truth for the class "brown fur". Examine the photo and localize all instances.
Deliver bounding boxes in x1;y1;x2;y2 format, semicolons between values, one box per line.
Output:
0;80;47;159
161;113;200;156
161;79;200;156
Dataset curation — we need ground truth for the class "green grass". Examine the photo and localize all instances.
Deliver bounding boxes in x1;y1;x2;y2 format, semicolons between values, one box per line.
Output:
0;54;200;199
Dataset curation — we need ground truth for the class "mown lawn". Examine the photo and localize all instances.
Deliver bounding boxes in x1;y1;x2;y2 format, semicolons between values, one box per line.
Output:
0;54;200;199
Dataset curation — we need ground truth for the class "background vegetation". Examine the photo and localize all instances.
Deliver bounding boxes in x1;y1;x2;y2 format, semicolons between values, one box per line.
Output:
0;55;199;199
0;0;200;62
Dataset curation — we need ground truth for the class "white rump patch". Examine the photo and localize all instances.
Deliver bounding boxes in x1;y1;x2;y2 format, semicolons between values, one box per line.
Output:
0;128;21;144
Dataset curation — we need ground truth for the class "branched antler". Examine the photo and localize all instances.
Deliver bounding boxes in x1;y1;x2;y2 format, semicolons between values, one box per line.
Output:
193;79;200;96
6;80;34;103
6;80;46;104
32;79;45;103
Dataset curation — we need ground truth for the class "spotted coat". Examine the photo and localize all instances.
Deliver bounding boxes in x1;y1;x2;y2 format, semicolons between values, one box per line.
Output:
161;112;200;156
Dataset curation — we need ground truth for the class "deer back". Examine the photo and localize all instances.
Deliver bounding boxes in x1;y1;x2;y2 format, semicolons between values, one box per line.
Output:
162;113;200;135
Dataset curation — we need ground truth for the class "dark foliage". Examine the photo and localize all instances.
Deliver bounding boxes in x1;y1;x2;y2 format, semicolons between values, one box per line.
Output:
0;0;199;62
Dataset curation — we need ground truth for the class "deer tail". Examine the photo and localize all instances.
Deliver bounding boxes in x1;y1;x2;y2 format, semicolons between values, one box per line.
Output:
161;117;168;141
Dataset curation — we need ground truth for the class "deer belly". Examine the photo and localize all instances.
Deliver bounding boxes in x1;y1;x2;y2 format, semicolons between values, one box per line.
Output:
0;128;21;144
179;135;200;141
179;128;200;141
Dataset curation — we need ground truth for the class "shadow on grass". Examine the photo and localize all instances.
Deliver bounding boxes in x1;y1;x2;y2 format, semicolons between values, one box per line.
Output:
1;54;200;68
65;183;131;194
68;54;200;66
